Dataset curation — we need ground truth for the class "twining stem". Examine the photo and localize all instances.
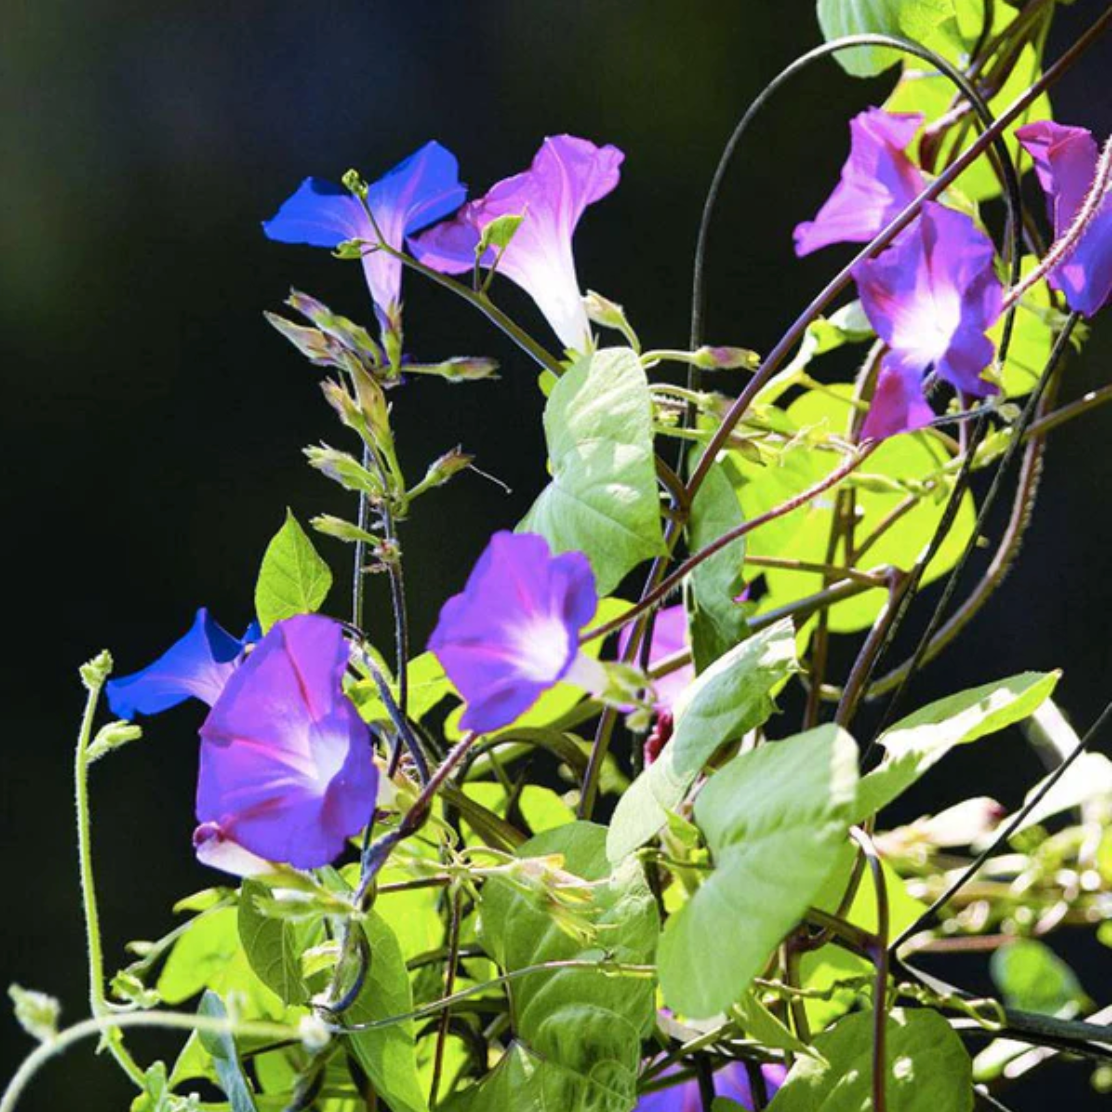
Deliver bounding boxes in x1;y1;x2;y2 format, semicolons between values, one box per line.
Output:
850;828;891;1112
429;889;464;1106
73;660;146;1089
0;1010;297;1112
1023;382;1112;441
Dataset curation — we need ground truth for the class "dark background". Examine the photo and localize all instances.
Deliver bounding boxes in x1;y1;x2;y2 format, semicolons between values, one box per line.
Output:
2;1;1110;1108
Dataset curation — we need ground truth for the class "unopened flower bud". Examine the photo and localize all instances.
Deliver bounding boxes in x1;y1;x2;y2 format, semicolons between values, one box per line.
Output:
341;169;368;199
421;447;474;490
406;356;500;383
311;515;380;545
264;313;335;366
9;985;60;1044
693;345;761;371
304;445;384;497
80;650;113;691
286;290;382;366
86;720;143;763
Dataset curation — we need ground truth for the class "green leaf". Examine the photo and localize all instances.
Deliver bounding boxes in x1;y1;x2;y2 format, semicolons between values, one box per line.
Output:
737;386;975;634
131;1061;201;1112
607;620;797;863
990;939;1088;1017
197;991;258;1112
520;347;665;594
768;1008;973;1111
344;910;428;1112
254;509;333;632
884;0;1051;201
658;725;859;1018
237;879;312;1006
477;213;525;256
854;671;1060;821
447;823;659;1112
816;0;973;78
686;453;749;671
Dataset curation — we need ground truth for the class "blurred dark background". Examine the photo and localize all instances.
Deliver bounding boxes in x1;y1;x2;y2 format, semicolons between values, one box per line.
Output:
2;1;1110;1108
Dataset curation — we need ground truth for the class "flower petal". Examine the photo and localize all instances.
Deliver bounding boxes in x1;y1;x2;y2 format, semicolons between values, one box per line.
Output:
197;614;377;869
861;357;936;440
794;109;925;257
106;608;250;719
413;135;623;350
1017;121;1112;317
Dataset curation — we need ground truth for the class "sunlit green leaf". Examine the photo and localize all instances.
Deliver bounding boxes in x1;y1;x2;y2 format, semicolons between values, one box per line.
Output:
254;510;333;632
990;939;1088;1017
607;620;798;863
520;347;665;594
237;879;314;1006
658;725;858;1017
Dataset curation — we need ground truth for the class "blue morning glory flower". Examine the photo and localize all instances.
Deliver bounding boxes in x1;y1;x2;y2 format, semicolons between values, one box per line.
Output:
106;609;257;719
263;141;466;332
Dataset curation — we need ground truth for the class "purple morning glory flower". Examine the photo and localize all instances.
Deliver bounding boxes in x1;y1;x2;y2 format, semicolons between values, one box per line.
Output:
428;531;602;733
411;135;624;352
619;605;692;713
1016;121;1112;318
794;108;925;257
636;1061;786;1111
106;609;257;719
263;141;466;331
853;201;1003;439
196;613;378;871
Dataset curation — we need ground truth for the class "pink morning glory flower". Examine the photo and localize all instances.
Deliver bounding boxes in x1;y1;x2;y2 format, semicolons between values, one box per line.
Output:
106;608;257;719
263;141;466;332
794;108;925;257
853;201;1002;439
1016;121;1112;318
635;1061;786;1111
619;605;693;713
196;614;378;872
428;531;603;733
411;135;624;352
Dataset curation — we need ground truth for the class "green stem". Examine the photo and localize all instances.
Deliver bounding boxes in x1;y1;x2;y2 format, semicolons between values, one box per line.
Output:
74;662;146;1089
0;1010;297;1112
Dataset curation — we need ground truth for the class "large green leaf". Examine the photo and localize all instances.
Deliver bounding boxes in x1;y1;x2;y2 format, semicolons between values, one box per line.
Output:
237;879;311;1006
686;452;749;671
446;823;659;1112
768;1008;973;1111
990;939;1088;1016
254;509;333;632
816;0;976;78
658;725;859;1018
345;910;429;1112
607;620;798;863
854;671;1059;821
197;991;258;1112
520;347;665;594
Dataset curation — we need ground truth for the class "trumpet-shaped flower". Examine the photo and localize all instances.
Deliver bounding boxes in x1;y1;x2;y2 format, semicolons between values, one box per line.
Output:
106;609;257;719
412;135;624;352
853;201;1002;439
635;1061;786;1111
263;141;466;329
428;531;601;733
197;614;378;871
794;108;925;257
1016;121;1112;318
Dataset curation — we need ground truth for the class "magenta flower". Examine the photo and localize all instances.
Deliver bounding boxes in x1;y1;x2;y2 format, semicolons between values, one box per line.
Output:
794;108;925;257
1016;121;1112;318
428;532;602;733
106;609;257;719
853;201;1002;439
636;1061;786;1111
196;614;378;872
619;605;693;713
263;141;466;331
411;135;624;352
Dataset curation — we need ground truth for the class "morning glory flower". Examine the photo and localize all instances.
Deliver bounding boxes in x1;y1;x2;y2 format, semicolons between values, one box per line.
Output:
411;135;624;352
619;604;692;713
428;531;603;733
635;1061;786;1111
106;609;257;719
794;108;925;257
1016;121;1112;317
196;613;378;871
853;201;1002;439
263;141;466;332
